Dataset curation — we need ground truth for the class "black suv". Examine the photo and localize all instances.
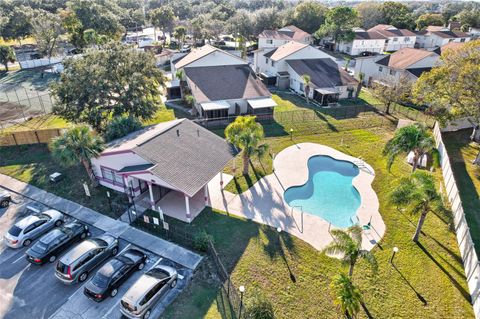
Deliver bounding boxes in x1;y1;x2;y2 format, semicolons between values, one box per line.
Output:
26;221;90;265
84;248;147;302
0;190;12;208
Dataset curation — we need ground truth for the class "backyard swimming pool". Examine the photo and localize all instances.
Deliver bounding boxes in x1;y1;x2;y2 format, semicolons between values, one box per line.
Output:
284;155;361;228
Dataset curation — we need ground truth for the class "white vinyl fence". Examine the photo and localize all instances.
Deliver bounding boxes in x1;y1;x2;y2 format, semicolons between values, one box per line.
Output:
434;122;480;318
19;56;63;69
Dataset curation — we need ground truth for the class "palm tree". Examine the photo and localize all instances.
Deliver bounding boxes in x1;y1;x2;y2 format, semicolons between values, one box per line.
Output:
323;225;377;277
173;26;187;49
390;171;445;242
383;123;435;172
224;116;268;176
330;273;362;319
49;126;105;182
302;74;311;104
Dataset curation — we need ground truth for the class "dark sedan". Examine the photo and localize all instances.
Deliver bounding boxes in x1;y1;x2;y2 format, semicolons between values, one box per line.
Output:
25;221;89;265
84;249;147;302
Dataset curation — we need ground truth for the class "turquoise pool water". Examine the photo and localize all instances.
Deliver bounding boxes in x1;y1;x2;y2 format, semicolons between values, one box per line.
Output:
284;155;361;228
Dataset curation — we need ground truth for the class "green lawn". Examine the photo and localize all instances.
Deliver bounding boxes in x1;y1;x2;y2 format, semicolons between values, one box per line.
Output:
442;129;480;252
1;114;70;133
0;144;129;218
140;126;473;319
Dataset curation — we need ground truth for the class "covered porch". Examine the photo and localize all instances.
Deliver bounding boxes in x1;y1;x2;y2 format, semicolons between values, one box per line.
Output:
199;100;230;119
313;88;340;106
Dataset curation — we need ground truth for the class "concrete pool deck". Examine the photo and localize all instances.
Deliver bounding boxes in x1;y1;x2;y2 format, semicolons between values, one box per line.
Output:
208;142;385;251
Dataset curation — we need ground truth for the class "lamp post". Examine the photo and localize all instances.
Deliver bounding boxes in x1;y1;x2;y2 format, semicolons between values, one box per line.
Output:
106;191;112;212
391;246;399;264
238;285;245;319
290;128;294;141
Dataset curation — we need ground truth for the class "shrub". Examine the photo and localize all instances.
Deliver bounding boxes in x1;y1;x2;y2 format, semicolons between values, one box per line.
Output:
246;290;275;319
184;94;195;108
192;230;212;252
104;116;142;142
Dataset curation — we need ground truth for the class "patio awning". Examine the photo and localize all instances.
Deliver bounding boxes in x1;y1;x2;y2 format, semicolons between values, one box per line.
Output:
247;98;277;109
200;100;230;111
260;72;276;79
118;164;154;173
166;79;180;88
315;87;339;95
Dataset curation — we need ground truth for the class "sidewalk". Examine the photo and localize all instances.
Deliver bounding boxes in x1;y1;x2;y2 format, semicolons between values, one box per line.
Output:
0;173;203;270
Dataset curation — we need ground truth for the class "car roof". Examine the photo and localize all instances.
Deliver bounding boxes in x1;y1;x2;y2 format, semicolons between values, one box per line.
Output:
123;274;160;304
60;240;97;264
39;229;64;244
98;258;125;277
62;221;82;231
16;215;40;229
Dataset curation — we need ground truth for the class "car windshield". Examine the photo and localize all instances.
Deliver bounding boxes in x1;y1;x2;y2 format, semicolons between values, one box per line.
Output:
89;238;107;247
31;241;49;253
146;268;170;280
38;214;52;221
56;261;69;274
92;273;110;288
8;225;22;237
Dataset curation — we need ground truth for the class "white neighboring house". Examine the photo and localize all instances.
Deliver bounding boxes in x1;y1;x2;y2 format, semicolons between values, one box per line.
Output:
258;25;313;50
171;44;276;119
254;41;358;105
415;26;471;49
368;24;416;52
91;119;235;223
354;47;440;86
337;29;387;56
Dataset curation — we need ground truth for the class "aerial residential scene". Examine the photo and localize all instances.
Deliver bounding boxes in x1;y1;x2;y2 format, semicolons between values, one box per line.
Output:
0;0;479;318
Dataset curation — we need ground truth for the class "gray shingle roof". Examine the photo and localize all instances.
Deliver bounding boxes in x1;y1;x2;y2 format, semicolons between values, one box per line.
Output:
133;119;235;197
183;64;270;103
286;58;357;88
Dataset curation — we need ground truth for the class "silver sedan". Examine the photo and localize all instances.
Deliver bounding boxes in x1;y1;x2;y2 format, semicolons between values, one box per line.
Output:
4;209;65;248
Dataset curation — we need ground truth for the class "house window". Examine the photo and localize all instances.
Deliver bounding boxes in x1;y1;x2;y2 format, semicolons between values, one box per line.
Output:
299;83;304;92
393;37;398;42
460;38;465;42
265;57;269;64
378;66;383;72
389;69;396;76
266;39;273;44
404;37;410;42
361;40;365;45
101;167;125;187
271;60;275;67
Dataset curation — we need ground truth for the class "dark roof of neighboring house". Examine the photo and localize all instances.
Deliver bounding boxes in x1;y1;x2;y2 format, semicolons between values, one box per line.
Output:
183;64;270;103
376;48;437;69
258;30;292;40
259;25;311;41
368;24;416;37
286;58;358;88
354;31;387;40
263;48;277;58
431;30;469;39
405;67;432;78
132;119;235;197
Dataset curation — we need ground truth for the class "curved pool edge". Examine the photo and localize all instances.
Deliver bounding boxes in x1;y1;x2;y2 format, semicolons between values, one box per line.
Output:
273;142;385;251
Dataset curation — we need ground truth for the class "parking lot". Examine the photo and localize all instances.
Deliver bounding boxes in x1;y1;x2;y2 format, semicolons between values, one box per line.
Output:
0;194;191;319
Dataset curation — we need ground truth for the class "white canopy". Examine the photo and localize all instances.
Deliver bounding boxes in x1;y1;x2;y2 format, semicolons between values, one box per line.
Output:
247;98;277;109
315;88;339;95
200;100;230;111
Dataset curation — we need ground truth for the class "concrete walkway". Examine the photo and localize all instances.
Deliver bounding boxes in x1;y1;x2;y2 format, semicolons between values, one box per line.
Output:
0;174;202;270
208;143;385;251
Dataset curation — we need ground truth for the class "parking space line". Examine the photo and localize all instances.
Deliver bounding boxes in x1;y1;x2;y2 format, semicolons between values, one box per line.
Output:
178;274;184;280
12;253;26;264
148;257;163;271
117;243;131;256
67;280;89;301
102;298;122;319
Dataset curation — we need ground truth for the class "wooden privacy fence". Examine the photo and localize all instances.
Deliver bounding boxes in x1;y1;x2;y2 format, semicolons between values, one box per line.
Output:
0;128;63;146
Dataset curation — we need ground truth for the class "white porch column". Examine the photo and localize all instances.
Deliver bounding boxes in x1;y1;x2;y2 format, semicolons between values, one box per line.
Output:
220;172;224;186
185;194;191;223
124;175;132;203
204;185;208;205
148;182;155;210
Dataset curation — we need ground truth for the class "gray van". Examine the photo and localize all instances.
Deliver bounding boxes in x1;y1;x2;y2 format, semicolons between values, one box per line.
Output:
120;265;178;319
55;234;119;284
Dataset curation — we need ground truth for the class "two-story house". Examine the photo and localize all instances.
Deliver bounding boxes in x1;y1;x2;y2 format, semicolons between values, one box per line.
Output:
368;24;416;52
354;47;440;86
416;26;471;49
171;44;276;119
337;29;387;56
254;41;358;105
258;25;313;50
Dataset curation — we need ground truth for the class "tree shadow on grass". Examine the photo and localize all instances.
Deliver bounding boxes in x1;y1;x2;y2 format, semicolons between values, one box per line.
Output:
392;264;428;306
417;242;471;302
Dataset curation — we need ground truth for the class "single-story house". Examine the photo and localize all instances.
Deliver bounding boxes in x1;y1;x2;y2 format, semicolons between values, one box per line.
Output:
91;119;235;222
286;58;358;105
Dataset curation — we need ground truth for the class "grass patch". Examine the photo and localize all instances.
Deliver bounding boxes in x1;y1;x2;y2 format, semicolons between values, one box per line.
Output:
1;115;70;133
442;129;480;252
0;144;128;219
138;126;473;319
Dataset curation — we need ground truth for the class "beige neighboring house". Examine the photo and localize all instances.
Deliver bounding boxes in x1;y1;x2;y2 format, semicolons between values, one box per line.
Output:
170;44;276;119
368;24;416;52
258;25;313;50
354;47;440;86
416;26;471;49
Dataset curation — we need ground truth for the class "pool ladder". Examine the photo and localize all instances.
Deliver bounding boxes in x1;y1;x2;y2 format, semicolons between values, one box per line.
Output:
353;157;375;176
290;205;304;233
